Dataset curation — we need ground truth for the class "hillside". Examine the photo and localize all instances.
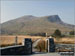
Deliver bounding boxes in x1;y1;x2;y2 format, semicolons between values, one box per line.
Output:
1;15;74;35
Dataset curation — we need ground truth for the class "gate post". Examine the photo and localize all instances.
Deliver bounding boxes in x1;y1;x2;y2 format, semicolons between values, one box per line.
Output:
23;38;32;54
46;36;55;52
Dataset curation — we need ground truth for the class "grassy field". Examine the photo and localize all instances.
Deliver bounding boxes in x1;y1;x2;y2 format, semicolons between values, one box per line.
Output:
0;35;43;47
0;35;75;47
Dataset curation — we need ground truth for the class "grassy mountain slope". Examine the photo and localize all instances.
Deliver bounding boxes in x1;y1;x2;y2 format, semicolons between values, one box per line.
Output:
1;15;74;35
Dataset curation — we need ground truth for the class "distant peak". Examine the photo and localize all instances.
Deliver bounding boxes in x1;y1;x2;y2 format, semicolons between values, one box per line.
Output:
45;15;62;23
45;15;59;17
18;15;36;20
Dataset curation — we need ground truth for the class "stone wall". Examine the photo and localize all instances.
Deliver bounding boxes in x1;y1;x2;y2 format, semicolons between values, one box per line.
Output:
0;38;32;55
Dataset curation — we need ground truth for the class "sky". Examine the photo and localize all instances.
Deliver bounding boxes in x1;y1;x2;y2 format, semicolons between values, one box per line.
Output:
1;0;75;25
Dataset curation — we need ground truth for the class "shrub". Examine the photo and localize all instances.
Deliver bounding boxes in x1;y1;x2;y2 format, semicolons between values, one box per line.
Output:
53;29;61;37
69;30;75;35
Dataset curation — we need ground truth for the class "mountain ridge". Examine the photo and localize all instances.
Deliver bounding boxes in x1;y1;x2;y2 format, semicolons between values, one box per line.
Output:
1;15;74;35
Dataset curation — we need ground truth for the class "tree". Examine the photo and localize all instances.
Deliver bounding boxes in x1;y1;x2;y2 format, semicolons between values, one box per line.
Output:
70;31;75;35
53;29;61;37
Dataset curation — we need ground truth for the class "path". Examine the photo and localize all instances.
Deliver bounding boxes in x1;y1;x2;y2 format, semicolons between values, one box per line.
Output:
24;52;61;56
33;38;41;48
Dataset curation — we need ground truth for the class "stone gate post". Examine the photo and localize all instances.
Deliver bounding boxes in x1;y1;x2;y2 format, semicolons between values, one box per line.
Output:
23;38;32;54
46;36;55;52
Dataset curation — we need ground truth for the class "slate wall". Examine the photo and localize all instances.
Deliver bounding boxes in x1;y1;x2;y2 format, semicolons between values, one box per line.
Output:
0;38;32;55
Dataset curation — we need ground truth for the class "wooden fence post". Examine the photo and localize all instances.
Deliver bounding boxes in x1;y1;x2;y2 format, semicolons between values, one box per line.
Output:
15;36;18;45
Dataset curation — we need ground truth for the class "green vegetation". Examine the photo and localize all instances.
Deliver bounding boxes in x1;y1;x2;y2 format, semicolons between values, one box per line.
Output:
52;29;61;37
69;30;75;35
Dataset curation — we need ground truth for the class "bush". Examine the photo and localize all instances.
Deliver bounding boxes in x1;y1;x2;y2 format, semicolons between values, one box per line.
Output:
69;31;75;35
53;29;61;37
30;33;46;37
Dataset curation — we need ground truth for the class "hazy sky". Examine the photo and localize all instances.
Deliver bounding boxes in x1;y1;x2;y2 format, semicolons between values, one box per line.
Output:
1;0;75;25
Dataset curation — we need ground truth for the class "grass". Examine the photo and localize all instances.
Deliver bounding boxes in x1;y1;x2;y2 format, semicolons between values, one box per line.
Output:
0;35;75;47
0;35;42;47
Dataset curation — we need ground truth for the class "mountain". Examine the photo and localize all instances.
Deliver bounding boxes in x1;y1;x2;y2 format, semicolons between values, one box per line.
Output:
1;15;75;35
